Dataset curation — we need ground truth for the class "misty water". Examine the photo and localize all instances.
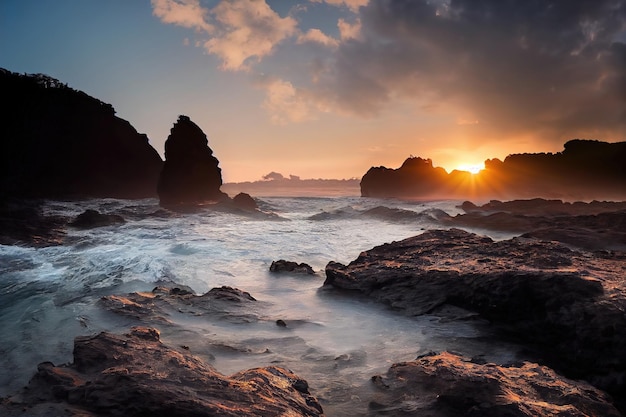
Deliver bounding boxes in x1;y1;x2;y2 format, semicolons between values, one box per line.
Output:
0;196;524;415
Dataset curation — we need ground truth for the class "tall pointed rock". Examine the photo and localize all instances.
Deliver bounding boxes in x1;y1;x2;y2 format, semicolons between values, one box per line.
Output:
157;116;227;207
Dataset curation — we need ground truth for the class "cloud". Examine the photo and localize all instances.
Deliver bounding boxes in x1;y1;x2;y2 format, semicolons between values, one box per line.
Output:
152;0;625;144
150;0;213;32
260;78;314;124
152;0;298;71
298;28;339;47
337;18;361;40
204;0;298;71
310;0;369;12
308;0;626;140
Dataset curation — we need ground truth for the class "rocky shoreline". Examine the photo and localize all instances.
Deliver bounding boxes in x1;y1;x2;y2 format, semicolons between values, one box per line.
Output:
1;199;626;416
325;227;626;414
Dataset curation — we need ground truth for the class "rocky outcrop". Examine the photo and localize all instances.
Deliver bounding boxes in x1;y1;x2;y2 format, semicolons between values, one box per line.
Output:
0;327;324;417
0;69;163;199
157;115;227;207
232;192;258;210
446;199;626;251
368;351;621;417
360;156;449;198
324;229;626;404
69;209;125;229
100;285;264;325
0;198;67;246
360;140;626;200
270;260;316;274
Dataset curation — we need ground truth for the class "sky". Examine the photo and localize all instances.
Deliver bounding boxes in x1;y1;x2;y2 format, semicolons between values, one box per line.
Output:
1;0;625;183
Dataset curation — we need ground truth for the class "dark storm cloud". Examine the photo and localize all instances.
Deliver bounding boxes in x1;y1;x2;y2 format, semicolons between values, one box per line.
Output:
321;0;626;138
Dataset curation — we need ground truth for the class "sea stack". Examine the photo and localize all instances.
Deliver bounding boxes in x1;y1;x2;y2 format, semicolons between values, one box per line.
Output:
157;115;227;207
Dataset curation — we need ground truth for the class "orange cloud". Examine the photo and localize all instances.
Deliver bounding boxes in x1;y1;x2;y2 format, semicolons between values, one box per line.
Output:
310;0;369;12
204;0;298;71
297;28;339;47
150;0;213;33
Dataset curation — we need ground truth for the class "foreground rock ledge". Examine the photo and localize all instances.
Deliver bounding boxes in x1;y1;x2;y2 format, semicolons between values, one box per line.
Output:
0;327;324;417
325;228;626;405
368;351;621;417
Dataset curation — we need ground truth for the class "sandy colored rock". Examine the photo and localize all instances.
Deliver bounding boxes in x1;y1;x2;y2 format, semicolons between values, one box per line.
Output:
0;327;324;417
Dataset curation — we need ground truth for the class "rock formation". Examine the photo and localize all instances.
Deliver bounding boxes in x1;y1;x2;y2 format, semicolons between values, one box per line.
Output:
0;327;324;417
445;198;626;251
69;209;125;229
325;228;626;406
368;351;621;417
360;156;448;198
270;259;316;274
157;115;227;207
0;198;67;247
0;69;163;199
232;192;258;210
360;140;626;200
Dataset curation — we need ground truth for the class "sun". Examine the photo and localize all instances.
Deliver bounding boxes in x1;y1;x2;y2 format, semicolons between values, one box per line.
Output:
455;163;484;174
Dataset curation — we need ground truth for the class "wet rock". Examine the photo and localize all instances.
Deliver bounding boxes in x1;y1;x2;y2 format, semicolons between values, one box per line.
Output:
100;285;262;325
232;192;258;210
157;115;227;207
460;198;626;216
0;198;67;246
207;285;256;302
449;199;626;251
0;327;324;417
367;351;621;417
270;260;315;275
324;228;626;404
69;209;125;229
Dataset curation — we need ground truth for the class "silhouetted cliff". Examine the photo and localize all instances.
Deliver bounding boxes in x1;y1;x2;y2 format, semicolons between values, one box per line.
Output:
157;115;227;207
0;68;163;199
361;140;626;200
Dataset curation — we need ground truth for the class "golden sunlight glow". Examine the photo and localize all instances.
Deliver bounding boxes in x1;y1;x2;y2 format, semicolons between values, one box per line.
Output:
455;163;484;174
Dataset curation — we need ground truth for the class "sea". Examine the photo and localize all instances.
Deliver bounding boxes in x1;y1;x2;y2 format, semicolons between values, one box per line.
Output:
0;195;524;415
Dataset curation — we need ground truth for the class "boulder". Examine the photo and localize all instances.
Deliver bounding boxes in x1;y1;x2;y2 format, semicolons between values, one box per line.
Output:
0;327;324;417
232;192;258;210
270;260;315;275
100;285;263;325
157;115;227;207
368;351;621;416
324;228;626;403
69;209;125;229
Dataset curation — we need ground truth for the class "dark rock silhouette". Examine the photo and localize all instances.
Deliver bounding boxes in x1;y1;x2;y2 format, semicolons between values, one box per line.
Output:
368;351;621;417
270;260;315;274
0;69;163;199
0;327;324;417
325;228;626;405
447;199;626;251
69;209;125;229
0;198;67;246
232;192;258;210
157;115;227;207
360;140;626;200
361;156;448;198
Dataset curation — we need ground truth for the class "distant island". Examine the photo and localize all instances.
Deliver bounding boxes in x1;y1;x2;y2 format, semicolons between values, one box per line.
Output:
361;140;626;200
223;172;360;197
